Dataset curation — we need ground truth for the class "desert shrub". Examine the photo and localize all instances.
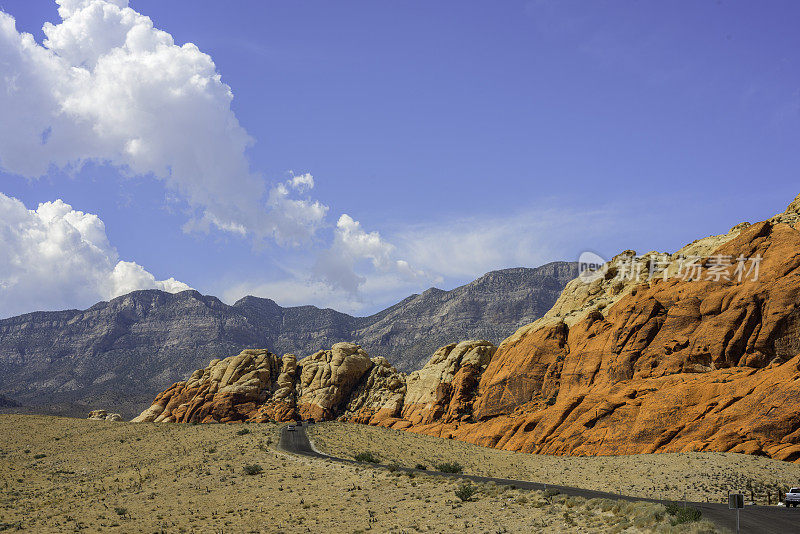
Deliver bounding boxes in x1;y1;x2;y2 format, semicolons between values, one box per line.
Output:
386;463;401;472
236;428;250;436
33;454;46;459
543;488;560;499
354;451;380;463
665;503;702;524
415;464;428;470
434;462;463;473
455;484;477;502
113;507;127;517
243;464;263;475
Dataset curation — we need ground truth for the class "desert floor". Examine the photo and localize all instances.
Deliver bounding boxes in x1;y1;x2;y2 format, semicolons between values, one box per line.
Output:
0;415;721;533
308;422;800;505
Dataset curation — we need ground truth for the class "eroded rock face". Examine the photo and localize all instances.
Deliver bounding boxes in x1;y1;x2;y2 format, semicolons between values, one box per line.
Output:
402;340;496;425
132;349;289;423
133;343;395;424
383;198;800;461
297;343;374;420
341;357;406;426
133;340;496;426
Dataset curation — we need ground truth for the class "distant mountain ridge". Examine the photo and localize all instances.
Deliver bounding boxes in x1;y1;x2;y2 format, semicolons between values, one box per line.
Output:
0;262;577;417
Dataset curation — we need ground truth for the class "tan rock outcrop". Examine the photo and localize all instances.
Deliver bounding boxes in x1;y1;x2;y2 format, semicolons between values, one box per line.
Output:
132;349;290;423
341;357;406;425
88;409;122;421
401;340;496;425
297;343;374;420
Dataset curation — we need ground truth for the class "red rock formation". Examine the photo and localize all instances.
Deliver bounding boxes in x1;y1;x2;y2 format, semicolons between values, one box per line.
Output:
377;198;800;461
136;195;800;462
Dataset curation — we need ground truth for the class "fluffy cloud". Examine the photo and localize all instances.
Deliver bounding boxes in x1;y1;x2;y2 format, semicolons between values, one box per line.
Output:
0;0;325;243
0;192;190;318
0;0;424;314
315;214;429;294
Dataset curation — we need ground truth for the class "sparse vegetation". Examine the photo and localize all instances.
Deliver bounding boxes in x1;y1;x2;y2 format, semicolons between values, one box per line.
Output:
243;464;263;475
308;421;800;505
665;502;702;525
433;461;462;473
455;484;477;501
353;451;380;463
113;507;128;517
236;428;250;436
415;464;427;470
0;415;726;533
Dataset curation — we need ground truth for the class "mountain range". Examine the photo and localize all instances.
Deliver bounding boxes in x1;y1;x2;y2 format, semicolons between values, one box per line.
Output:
0;262;577;418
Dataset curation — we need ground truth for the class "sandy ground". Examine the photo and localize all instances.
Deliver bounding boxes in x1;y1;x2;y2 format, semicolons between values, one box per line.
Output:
308;422;800;504
0;415;721;533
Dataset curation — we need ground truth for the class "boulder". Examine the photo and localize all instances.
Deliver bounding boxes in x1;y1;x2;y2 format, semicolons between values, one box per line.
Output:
88;409;122;422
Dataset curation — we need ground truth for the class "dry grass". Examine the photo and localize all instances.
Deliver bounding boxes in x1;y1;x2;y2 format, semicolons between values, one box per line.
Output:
308;421;800;504
0;415;722;533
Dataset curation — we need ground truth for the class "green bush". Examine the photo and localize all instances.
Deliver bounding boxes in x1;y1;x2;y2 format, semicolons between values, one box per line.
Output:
33;454;46;459
434;462;463;473
353;452;380;463
455;484;477;502
665;503;702;524
415;464;428;470
243;464;263;475
113;507;127;517
236;428;251;436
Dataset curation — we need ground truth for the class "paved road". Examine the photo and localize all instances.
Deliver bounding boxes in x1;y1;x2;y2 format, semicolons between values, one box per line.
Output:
279;425;800;534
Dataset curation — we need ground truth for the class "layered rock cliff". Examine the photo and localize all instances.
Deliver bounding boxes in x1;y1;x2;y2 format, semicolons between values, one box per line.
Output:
136;194;800;462
0;263;575;417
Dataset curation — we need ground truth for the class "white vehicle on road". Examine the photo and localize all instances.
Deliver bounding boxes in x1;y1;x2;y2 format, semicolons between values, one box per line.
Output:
785;487;800;507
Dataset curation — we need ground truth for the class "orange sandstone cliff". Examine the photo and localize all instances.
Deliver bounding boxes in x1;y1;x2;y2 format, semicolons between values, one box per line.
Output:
135;195;800;461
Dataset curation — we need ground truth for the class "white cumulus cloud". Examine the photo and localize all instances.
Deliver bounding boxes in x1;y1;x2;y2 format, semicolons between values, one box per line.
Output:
0;0;326;243
0;192;190;318
314;214;429;294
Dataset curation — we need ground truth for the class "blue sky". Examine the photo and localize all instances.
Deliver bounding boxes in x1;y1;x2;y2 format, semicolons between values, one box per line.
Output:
0;0;798;318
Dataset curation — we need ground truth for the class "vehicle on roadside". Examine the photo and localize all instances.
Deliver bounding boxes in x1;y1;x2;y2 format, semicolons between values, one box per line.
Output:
287;424;296;431
785;488;800;507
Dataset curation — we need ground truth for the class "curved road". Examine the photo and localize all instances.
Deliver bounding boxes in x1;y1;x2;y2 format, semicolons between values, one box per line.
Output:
280;425;800;534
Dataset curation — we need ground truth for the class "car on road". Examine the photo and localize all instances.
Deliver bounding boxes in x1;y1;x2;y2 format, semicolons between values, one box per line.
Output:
785;488;800;507
287;424;296;431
